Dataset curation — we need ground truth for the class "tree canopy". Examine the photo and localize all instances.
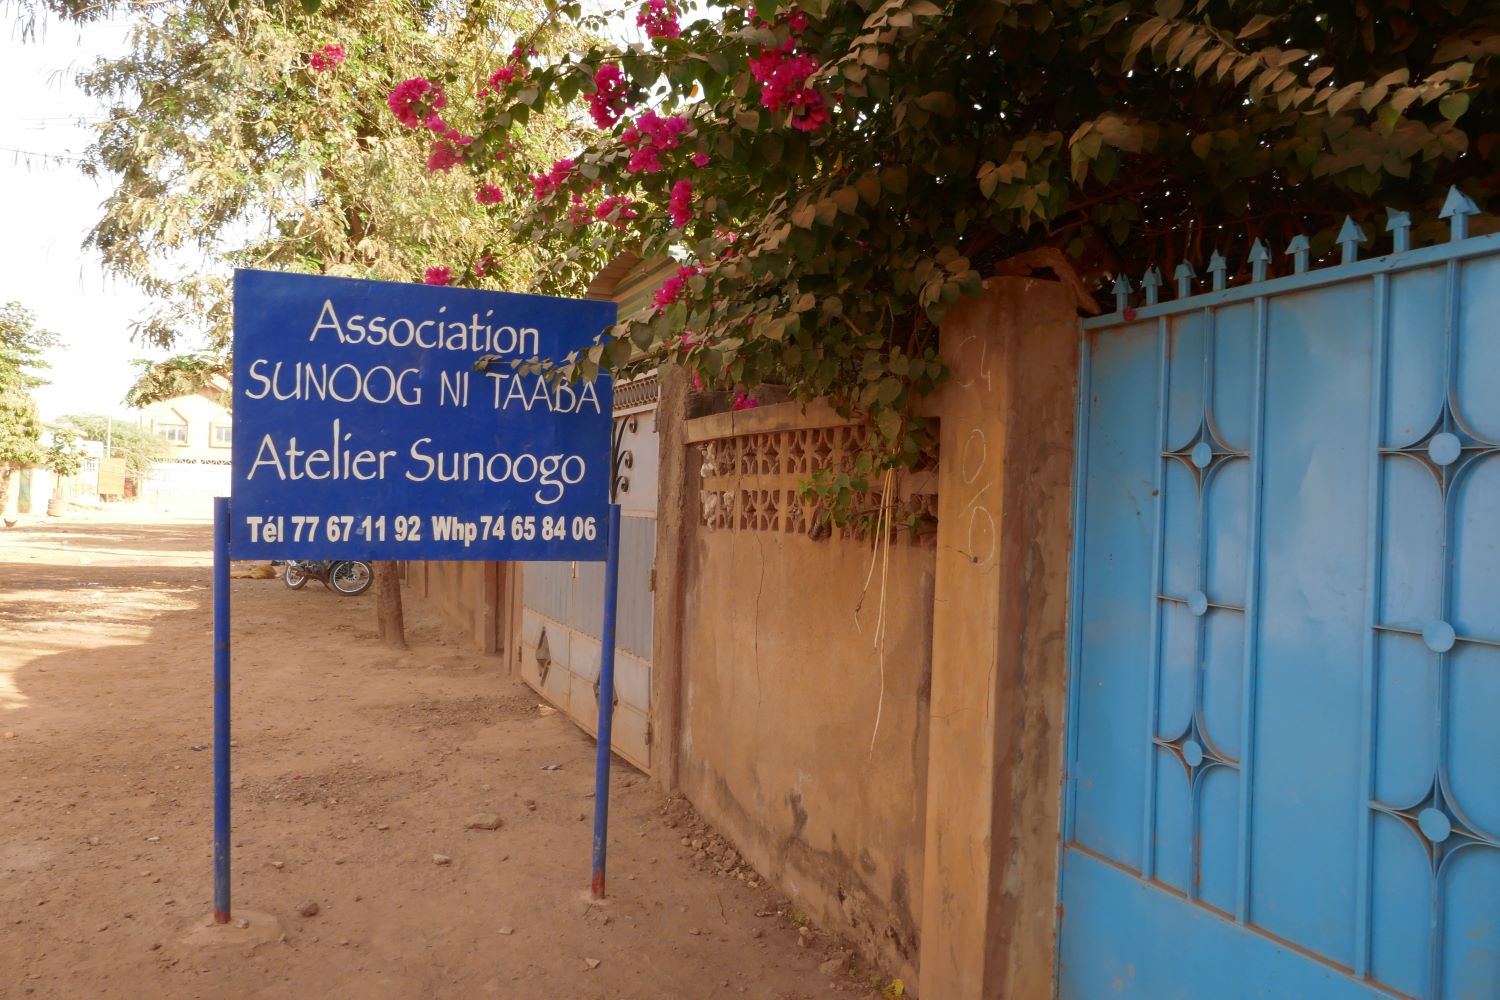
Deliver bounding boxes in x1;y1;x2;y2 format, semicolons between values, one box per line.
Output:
43;427;84;479
0;302;56;511
69;0;598;351
124;355;231;408
60;412;169;479
380;0;1497;472
0;301;59;390
20;0;1500;507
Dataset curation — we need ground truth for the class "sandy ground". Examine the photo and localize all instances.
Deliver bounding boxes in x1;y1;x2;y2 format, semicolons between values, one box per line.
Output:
0;507;890;1000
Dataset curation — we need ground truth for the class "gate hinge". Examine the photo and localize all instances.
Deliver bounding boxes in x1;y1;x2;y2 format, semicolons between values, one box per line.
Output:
649;566;657;592
645;719;653;746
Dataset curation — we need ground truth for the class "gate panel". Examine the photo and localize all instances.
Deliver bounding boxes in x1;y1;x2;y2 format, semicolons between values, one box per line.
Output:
1062;213;1500;999
1250;281;1373;961
518;380;659;772
1069;321;1159;870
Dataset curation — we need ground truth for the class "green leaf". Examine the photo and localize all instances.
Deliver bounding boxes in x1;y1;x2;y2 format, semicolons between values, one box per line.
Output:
1440;92;1470;122
1125;17;1164;66
1236;13;1274;39
914;91;957;118
1326;82;1363;115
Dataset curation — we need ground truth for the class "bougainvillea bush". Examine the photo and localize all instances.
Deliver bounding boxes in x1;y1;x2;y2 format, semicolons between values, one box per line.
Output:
389;0;1495;477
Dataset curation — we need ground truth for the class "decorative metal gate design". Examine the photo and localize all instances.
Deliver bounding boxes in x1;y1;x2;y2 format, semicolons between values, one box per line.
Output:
1061;190;1500;999
517;373;659;772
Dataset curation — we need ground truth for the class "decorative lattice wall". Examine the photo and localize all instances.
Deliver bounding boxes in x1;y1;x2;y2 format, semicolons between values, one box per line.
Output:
694;420;938;541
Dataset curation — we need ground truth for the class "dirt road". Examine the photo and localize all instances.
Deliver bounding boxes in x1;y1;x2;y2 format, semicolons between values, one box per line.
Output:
0;510;881;999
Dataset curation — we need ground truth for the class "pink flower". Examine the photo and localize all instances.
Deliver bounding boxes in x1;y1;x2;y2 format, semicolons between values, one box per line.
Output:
588;65;630;129
594;195;638;229
309;43;346;73
477;51;532;97
530;158;576;200
626;144;662;174
652;264;700;313
388;78;446;130
749;45;829;132
669;178;693;228
568;193;591;225
424;266;452;286
732;391;761;411
788;94;829;132
636;0;681;40
426;130;471;173
621;111;690;174
476;183;504;205
788;9;810;34
473;256;496;277
691;151;710;167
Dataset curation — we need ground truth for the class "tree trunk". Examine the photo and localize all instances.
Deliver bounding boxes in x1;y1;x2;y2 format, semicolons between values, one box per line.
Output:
0;463;13;521
374;561;406;648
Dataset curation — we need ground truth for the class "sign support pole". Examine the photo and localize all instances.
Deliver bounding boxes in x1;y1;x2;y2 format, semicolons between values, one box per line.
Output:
212;495;232;923
590;503;623;899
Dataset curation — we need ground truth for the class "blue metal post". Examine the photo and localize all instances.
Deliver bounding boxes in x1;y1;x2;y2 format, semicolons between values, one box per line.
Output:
212;496;232;923
590;503;623;899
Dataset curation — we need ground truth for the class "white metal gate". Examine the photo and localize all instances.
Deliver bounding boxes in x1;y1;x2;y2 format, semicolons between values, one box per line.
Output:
517;373;659;771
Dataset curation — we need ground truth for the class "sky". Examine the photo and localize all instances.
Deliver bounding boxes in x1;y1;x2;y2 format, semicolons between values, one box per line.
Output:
0;16;173;422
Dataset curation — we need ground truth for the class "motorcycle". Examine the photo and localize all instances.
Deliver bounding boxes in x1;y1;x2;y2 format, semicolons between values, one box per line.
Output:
282;558;374;596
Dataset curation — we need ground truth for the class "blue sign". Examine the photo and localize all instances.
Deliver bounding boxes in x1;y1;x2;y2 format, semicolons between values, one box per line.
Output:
229;270;615;561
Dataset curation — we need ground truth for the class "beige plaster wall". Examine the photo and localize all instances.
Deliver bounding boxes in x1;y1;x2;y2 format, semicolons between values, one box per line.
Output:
403;560;502;655
678;516;934;981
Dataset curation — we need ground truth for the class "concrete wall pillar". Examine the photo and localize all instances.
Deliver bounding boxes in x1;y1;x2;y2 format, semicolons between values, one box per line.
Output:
918;277;1078;998
650;365;691;792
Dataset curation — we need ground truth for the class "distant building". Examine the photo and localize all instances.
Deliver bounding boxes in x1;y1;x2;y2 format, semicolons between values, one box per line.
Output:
135;380;232;501
2;427;102;520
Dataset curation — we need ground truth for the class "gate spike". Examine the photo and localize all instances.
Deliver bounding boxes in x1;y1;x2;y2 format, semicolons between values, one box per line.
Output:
1141;266;1163;306
1173;260;1197;298
1439;186;1478;241
1337;217;1367;265
1112;273;1133;313
1286;234;1311;274
1386;208;1412;253
1208;251;1228;291
1248;239;1271;283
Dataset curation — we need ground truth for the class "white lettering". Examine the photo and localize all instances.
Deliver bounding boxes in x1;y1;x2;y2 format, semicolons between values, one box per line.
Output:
309;300;344;342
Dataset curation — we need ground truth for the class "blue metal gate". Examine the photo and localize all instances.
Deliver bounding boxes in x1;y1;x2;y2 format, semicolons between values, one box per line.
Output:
1061;190;1500;999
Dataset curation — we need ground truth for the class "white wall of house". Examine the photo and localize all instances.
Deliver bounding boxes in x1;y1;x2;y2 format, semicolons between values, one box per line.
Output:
137;388;233;502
